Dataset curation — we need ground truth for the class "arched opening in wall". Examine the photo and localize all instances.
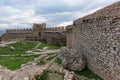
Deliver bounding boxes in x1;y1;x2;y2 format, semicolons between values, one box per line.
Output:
39;33;41;37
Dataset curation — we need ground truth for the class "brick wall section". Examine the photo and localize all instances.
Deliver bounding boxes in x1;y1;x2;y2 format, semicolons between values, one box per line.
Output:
71;1;120;80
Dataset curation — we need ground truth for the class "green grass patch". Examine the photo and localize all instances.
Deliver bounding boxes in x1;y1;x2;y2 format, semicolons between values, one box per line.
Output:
38;42;61;49
0;55;39;70
37;71;49;80
0;41;38;55
54;58;62;65
37;59;46;65
36;70;64;80
74;68;102;80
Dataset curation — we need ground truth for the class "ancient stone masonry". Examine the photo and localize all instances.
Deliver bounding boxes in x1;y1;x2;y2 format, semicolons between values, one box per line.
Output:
66;25;73;49
60;1;120;80
1;23;66;45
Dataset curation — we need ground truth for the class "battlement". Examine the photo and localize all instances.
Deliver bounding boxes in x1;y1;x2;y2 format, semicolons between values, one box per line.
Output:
33;23;46;30
6;28;33;33
44;26;66;32
6;25;66;33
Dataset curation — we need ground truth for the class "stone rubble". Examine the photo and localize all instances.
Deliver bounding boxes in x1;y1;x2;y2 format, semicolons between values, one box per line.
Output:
64;71;74;80
0;50;57;80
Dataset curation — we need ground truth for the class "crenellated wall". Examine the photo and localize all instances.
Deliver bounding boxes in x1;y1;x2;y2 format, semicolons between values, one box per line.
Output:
6;28;33;33
1;23;45;42
44;26;66;32
1;23;66;45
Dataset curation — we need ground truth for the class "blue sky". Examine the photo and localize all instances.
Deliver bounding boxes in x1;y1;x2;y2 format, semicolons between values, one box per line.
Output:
0;0;119;30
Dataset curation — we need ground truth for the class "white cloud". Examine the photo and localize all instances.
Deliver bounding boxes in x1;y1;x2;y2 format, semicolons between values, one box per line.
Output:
0;5;47;30
0;0;119;31
62;0;84;6
56;21;73;27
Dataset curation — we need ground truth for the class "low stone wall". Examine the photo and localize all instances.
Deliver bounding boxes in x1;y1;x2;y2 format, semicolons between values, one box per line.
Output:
64;1;120;80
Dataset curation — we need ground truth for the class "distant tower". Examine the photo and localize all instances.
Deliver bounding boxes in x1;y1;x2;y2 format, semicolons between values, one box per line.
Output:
33;23;46;40
33;23;46;31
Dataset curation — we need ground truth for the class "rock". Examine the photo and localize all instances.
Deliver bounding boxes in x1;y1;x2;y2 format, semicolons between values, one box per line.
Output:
64;71;74;80
0;76;2;80
26;50;33;53
58;47;86;71
21;64;26;67
10;46;15;50
32;62;37;66
0;65;12;80
33;49;43;52
43;47;50;50
34;58;40;62
24;77;29;80
26;62;32;65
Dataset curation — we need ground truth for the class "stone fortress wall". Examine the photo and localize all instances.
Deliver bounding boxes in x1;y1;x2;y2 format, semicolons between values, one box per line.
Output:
6;26;66;33
1;23;66;45
65;1;120;80
0;1;120;80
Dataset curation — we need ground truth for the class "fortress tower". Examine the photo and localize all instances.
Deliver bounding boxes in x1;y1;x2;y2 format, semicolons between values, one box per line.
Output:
32;23;46;39
33;23;46;31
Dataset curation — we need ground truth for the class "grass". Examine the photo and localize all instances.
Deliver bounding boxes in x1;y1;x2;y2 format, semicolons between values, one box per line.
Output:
0;41;38;55
37;71;49;80
74;68;102;80
37;59;46;65
38;42;61;49
36;70;64;80
0;55;39;70
54;58;62;65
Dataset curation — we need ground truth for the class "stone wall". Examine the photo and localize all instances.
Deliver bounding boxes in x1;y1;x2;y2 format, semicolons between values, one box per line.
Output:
1;23;66;45
70;1;120;80
1;33;33;41
66;25;73;49
43;31;66;46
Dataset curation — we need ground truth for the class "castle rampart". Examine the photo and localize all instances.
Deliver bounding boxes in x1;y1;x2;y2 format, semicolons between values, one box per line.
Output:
44;26;66;32
1;23;66;45
64;1;120;80
6;28;33;33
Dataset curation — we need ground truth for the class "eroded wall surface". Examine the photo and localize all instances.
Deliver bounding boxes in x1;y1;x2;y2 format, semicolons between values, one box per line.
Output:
72;2;120;80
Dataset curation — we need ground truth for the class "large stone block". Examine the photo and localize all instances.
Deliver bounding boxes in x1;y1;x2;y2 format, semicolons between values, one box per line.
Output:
58;47;86;71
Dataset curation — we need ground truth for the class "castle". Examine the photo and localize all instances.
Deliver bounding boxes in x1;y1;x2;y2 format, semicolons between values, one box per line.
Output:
1;23;66;45
0;1;120;80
